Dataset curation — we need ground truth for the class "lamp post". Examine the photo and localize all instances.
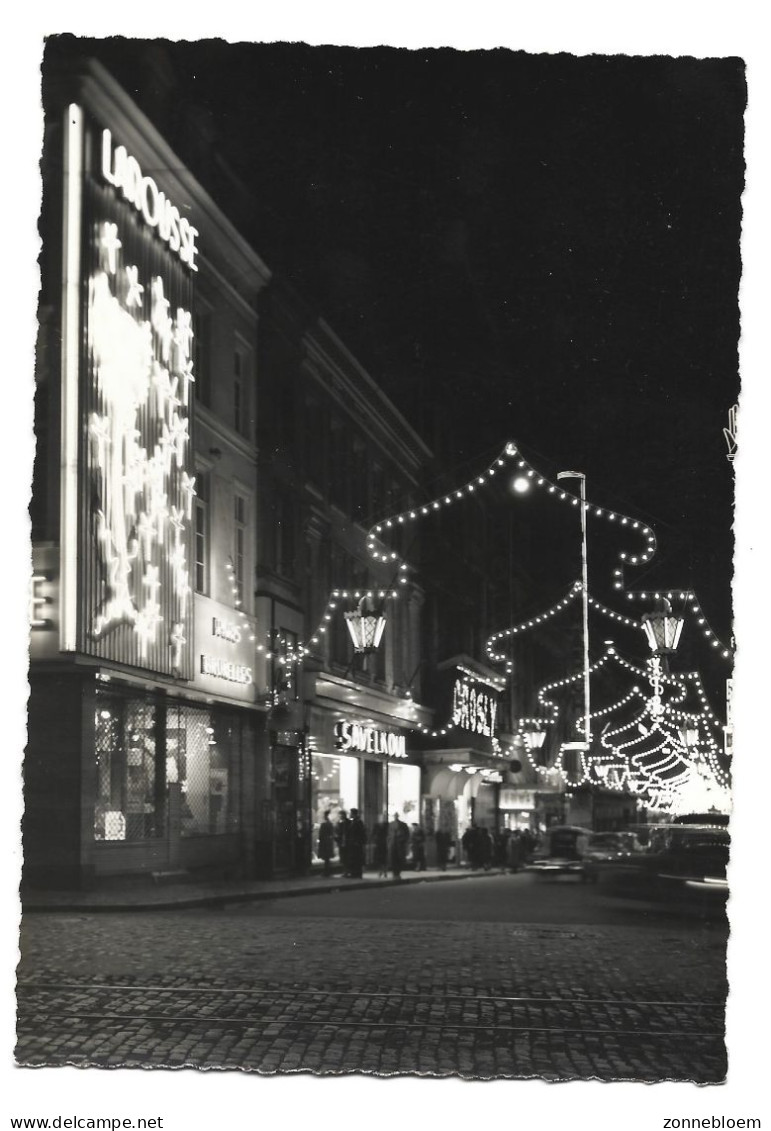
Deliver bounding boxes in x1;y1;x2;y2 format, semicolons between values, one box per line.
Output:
557;470;591;751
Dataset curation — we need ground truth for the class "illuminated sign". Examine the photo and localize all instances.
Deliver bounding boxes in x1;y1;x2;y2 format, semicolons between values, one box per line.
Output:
452;677;498;737
334;721;407;760
200;655;253;685
212;617;241;644
67;107;197;677
87;240;194;664
101;130;199;271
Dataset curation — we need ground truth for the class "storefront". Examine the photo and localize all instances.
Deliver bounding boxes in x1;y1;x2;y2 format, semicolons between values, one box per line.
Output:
26;63;266;890
306;707;420;867
420;659;510;857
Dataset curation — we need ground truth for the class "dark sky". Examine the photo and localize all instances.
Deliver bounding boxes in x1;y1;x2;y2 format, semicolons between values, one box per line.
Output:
46;37;744;658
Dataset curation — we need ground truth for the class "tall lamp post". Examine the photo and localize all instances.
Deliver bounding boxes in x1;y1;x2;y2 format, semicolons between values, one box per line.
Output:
557;470;591;752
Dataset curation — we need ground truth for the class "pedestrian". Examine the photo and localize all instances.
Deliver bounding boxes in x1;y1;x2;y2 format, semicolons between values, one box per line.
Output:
435;828;451;871
479;826;494;871
335;809;351;876
372;813;389;877
387;812;410;880
410;823;427;871
494;828;509;872
346;808;367;878
461;823;479;869
520;827;535;863
318;809;335;876
508;829;523;873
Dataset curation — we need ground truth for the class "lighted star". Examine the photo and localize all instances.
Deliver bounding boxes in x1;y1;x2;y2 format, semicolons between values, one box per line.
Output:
98;222;122;275
124;265;144;308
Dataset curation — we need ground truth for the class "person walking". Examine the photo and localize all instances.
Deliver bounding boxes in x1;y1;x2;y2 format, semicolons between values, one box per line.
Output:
387;812;410;880
372;814;389;877
346;808;367;878
335;809;351;876
318;810;335;876
410;823;427;871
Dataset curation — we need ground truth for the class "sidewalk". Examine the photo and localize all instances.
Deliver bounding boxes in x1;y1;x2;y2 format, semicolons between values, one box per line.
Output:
21;865;499;913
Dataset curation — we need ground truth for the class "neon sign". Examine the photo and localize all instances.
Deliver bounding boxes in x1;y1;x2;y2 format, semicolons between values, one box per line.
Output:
87;217;194;666
101;130;199;271
335;721;407;759
452;677;498;738
200;655;253;685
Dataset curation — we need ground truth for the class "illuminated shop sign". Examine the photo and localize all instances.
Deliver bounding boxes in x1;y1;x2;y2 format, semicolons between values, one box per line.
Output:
212;617;241;644
200;655;253;685
452;677;498;737
69;110;196;677
334;721;407;760
101;129;199;271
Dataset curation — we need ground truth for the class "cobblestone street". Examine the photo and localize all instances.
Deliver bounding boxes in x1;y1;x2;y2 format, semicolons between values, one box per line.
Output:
16;877;729;1082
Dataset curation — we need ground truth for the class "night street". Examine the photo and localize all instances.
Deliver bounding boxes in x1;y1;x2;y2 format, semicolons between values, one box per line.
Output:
17;874;728;1081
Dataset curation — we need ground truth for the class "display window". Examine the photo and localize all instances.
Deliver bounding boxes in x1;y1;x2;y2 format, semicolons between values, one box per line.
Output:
310;752;359;862
386;762;420;825
94;689;242;841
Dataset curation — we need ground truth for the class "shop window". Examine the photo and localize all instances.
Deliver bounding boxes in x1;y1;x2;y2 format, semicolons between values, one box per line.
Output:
170;704;241;838
93;692;242;842
310;752;359;863
94;694;163;841
386;762;420;825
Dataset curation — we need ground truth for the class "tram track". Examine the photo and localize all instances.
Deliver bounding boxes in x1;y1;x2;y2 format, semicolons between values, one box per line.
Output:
16;978;726;1041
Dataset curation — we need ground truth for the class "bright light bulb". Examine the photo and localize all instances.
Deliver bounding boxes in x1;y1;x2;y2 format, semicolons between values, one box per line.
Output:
512;476;530;494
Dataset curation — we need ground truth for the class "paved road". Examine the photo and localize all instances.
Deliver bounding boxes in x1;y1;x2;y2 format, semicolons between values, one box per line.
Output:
17;873;728;1081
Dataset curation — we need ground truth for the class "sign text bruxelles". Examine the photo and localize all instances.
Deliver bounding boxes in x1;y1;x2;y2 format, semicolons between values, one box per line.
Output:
334;721;407;760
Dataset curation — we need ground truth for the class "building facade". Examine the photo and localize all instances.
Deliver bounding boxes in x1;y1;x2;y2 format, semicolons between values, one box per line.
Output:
28;59;272;888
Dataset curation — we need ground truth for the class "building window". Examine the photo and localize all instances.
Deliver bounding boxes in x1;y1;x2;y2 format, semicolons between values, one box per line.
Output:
276;494;296;578
194;471;208;594
234;493;247;606
193;310;210;407
233;342;252;437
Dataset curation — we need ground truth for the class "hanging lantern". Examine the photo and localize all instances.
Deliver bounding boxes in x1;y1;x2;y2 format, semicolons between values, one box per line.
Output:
344;595;386;654
678;724;699;750
642;598;684;655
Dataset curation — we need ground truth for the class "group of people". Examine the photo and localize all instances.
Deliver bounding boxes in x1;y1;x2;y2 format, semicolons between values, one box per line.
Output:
316;810;431;880
461;823;537;871
317;811;537;878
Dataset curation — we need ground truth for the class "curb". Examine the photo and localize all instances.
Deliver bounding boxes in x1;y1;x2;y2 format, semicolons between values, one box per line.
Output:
21;868;504;914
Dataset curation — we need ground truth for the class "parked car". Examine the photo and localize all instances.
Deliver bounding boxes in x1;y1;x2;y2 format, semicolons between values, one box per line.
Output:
581;830;644;883
527;825;592;879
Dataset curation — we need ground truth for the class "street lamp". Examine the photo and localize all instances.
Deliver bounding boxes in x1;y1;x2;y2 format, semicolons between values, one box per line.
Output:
344;594;387;654
557;470;591;751
641;597;684;718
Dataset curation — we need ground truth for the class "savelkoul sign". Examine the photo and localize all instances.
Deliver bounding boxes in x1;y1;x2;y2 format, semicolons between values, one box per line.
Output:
334;721;407;760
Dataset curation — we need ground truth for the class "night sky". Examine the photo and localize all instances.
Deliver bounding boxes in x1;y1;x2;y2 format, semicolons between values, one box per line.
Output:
45;37;745;669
